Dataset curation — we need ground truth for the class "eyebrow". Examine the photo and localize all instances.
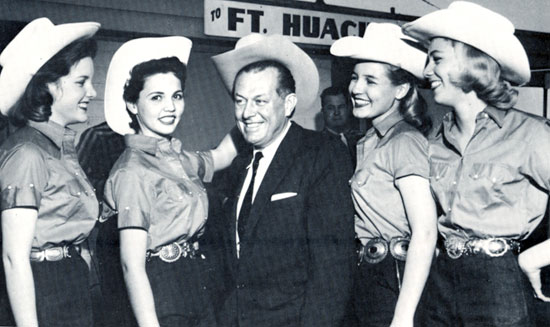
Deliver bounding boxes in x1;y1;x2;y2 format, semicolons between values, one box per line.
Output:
428;49;442;56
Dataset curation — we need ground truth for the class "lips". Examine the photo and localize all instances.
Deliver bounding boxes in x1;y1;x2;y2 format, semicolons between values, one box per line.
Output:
430;80;442;90
352;97;371;107
159;115;176;124
243;121;263;131
78;102;89;110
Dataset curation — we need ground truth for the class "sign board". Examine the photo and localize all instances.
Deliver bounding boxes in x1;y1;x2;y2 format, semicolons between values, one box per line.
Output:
323;0;550;33
204;0;386;45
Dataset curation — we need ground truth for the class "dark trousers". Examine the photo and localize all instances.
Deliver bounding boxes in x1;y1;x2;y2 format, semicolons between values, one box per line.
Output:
32;252;93;327
146;255;216;327
353;254;406;326
416;252;535;327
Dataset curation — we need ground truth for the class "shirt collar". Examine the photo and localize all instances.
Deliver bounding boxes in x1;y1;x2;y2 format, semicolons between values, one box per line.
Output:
28;120;75;149
372;109;404;137
125;134;182;157
441;105;505;135
251;121;291;166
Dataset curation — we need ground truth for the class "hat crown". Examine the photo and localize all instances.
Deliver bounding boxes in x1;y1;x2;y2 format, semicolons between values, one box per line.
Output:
450;1;514;33
235;33;266;49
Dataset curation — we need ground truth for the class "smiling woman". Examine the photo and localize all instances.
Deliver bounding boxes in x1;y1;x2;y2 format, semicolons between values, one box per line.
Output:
0;17;100;327
101;37;237;327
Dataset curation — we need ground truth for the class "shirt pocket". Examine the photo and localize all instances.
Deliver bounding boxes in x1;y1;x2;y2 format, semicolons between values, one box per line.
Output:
468;163;519;206
429;161;451;201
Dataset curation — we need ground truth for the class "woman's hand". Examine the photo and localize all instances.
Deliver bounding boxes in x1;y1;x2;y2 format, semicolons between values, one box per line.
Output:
518;239;550;302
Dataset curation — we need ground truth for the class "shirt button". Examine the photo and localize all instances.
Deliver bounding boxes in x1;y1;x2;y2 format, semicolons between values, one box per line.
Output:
7;185;12;189
77;192;81;196
447;208;452;212
178;196;183;200
75;172;79;176
125;207;130;211
473;174;479;179
188;191;193;195
29;184;34;188
492;178;497;183
452;181;457;185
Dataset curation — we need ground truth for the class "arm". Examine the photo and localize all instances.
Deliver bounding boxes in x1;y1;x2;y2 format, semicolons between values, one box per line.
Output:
518;239;550;302
120;229;160;326
2;208;39;326
391;176;438;327
302;141;355;326
209;128;238;172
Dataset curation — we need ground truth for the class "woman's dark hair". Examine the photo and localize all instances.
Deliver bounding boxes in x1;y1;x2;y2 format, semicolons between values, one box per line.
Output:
9;38;97;127
123;57;187;133
447;39;518;109
385;64;432;136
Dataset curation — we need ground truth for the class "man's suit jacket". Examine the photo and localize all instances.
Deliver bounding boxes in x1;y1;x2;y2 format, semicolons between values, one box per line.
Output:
217;123;355;327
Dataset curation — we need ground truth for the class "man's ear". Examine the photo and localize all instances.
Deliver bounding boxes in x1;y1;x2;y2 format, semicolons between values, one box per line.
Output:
284;93;297;117
126;102;138;115
395;83;411;100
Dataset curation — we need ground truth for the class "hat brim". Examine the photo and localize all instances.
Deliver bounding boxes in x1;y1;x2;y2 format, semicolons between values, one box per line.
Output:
104;36;192;135
211;34;319;112
403;6;530;85
0;18;100;115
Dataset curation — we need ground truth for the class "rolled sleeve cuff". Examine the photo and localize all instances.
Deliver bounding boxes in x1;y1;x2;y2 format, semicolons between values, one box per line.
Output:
1;185;41;210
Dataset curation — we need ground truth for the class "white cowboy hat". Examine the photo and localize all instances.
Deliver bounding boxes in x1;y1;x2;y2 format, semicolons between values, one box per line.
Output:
402;1;530;85
104;36;192;135
0;17;100;115
211;33;319;112
330;22;426;80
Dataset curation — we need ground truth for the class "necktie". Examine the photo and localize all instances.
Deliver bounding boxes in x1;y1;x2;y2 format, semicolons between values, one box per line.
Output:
238;152;263;240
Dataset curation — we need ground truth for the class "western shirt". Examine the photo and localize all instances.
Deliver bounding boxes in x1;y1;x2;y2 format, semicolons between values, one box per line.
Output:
104;134;213;252
429;106;550;240
351;110;429;243
0;120;98;249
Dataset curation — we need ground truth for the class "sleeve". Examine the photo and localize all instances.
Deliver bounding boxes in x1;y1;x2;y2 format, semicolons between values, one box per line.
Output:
104;168;153;231
0;144;48;210
182;150;214;184
302;139;355;326
390;132;429;180
523;120;550;191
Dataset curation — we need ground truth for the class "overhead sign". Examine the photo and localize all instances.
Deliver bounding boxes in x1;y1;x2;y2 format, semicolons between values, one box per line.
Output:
204;0;387;45
323;0;550;33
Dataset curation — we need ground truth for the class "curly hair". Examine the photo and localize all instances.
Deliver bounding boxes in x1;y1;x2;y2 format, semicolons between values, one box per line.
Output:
385;64;432;136
122;57;187;133
447;38;518;109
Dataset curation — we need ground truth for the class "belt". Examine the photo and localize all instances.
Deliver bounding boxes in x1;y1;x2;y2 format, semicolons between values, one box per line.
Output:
147;240;205;263
444;236;520;259
358;237;410;265
30;244;81;262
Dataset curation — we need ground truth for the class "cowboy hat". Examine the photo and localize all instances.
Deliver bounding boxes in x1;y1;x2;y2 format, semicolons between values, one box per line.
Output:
0;17;100;115
104;36;192;135
211;33;319;112
402;1;530;85
330;23;426;79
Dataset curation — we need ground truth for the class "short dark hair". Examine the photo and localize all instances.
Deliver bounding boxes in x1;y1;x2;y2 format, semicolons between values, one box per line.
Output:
320;85;350;108
9;38;97;126
123;57;187;133
232;60;295;99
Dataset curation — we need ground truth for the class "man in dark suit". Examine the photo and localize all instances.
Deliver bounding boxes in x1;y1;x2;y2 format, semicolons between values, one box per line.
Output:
211;34;355;327
320;86;364;169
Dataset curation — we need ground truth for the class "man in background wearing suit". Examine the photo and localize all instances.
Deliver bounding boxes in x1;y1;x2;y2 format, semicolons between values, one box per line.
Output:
211;34;355;327
320;85;364;169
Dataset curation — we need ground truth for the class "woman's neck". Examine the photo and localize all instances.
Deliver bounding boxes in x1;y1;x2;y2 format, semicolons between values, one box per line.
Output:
452;92;487;134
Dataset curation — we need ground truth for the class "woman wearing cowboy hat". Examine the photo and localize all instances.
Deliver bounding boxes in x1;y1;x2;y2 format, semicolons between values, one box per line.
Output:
403;1;550;325
102;36;237;327
331;23;437;327
0;18;100;326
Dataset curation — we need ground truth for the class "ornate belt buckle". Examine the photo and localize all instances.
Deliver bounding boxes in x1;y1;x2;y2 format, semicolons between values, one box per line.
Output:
159;242;183;263
444;237;465;259
390;237;409;261
45;247;64;261
364;238;388;264
485;238;508;257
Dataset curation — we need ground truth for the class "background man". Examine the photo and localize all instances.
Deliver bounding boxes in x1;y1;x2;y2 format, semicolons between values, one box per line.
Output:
320;85;363;168
211;34;355;327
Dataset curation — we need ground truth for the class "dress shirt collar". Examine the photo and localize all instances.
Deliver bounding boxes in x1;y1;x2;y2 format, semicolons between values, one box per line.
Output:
125;134;182;157
250;120;292;167
29;120;75;149
372;109;404;137
440;105;506;137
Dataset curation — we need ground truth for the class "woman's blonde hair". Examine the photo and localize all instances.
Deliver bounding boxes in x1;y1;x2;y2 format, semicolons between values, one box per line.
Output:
447;38;518;109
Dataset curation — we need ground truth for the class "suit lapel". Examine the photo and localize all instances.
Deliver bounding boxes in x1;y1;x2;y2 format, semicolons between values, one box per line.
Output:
228;150;252;260
242;124;302;241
